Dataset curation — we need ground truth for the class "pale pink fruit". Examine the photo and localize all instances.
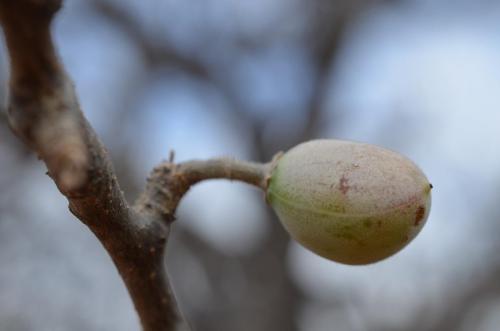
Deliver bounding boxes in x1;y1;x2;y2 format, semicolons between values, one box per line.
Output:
267;139;432;265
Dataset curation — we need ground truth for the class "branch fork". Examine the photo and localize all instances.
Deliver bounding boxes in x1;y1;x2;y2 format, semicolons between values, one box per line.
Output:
0;2;277;330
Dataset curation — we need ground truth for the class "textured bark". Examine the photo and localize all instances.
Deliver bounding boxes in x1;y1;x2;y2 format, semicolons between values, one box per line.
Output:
0;1;272;330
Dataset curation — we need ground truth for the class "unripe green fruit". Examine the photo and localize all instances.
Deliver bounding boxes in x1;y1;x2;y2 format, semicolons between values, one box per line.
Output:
267;139;431;265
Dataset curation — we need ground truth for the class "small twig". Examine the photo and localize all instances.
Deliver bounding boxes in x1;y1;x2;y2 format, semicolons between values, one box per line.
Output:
168;149;176;163
134;155;280;220
177;158;273;190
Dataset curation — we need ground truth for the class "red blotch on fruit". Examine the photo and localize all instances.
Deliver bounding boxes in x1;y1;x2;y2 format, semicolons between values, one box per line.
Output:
415;206;425;226
339;175;349;194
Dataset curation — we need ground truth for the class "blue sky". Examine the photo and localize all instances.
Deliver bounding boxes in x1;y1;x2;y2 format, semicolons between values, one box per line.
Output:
2;0;500;329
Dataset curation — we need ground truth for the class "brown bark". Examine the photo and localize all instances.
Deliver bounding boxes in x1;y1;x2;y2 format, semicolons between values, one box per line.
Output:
0;1;273;330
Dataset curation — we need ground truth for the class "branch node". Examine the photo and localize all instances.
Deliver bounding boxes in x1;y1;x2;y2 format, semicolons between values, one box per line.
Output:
169;149;175;163
0;2;188;330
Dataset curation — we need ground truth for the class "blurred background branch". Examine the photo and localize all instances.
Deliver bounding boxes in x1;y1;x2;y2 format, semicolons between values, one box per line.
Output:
1;0;500;330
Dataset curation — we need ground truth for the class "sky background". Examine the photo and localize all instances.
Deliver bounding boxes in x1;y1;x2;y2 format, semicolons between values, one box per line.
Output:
1;0;500;330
